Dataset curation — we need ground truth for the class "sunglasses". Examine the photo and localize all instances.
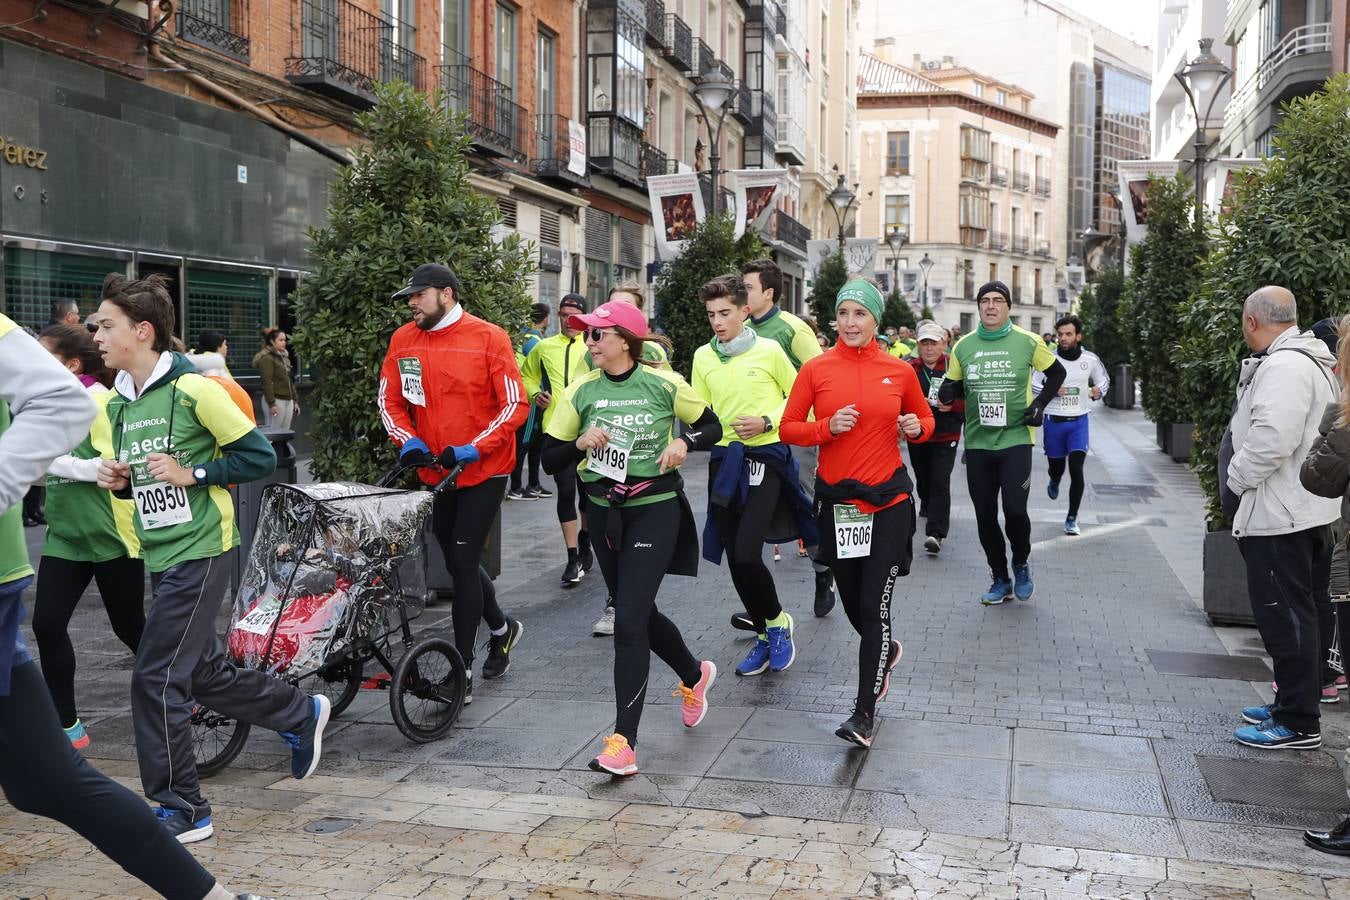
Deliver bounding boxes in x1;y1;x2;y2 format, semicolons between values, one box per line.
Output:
585;328;617;342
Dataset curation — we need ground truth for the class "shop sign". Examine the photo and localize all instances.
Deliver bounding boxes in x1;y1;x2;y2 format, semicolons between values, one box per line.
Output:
0;136;48;170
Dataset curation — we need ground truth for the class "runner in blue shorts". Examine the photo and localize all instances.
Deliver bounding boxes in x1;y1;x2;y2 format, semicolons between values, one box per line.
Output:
1034;315;1109;535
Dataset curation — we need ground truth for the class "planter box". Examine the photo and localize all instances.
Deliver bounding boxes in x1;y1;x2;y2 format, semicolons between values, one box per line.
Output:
1203;528;1253;626
1168;422;1194;463
1157;421;1170;454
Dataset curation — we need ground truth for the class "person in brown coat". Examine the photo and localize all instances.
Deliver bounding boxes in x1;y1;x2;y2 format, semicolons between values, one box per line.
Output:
254;328;298;429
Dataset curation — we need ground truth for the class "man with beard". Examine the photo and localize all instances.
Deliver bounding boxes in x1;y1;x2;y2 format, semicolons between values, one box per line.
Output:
1034;315;1109;535
379;264;529;703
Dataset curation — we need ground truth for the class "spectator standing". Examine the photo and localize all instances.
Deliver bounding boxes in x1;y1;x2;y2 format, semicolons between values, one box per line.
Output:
509;304;550;500
255;328;299;429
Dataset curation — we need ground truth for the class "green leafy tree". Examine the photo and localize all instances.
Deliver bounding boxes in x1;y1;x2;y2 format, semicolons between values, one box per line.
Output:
651;212;765;378
293;81;534;482
1117;175;1205;426
919;304;935;322
808;251;849;340
881;288;916;332
1179;74;1350;526
1077;267;1130;369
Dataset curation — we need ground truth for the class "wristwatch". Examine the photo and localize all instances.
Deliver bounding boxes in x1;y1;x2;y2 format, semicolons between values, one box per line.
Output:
762;416;774;433
193;466;209;486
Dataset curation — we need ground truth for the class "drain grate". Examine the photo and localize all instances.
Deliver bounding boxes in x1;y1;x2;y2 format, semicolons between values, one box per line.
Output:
1197;755;1345;811
304;817;359;835
1146;650;1272;681
1092;483;1161;500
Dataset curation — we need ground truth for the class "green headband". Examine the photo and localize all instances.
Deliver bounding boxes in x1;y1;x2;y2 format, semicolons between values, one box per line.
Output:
835;279;885;324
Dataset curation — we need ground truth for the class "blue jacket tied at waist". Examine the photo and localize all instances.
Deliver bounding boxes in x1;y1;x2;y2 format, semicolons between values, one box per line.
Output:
702;442;820;565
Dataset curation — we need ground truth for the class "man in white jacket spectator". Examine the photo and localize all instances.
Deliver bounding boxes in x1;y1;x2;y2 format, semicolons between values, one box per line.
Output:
1228;286;1341;750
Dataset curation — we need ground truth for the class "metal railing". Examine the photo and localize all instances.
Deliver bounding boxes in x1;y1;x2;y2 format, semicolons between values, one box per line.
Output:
772;209;810;251
1035;176;1051;196
731;80;753;124
960;228;987;249
989;230;1008;250
1011;284;1023;303
533;113;588;184
177;0;249;60
645;0;666;48
754;85;776;140
697;38;715;76
662;14;693;72
1226;22;1331;125
1011;235;1029;254
287;0;426;101
441;50;516;156
1035;239;1053;258
744;0;784;37
1012;170;1031;191
990;165;1008;186
589;116;643;186
641;141;670;181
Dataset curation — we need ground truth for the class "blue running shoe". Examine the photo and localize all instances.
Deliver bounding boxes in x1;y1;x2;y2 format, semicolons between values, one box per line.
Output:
1241;703;1274;725
1233;721;1321;749
155;806;213;844
980;578;1013;606
1013;565;1034;601
281;694;331;779
767;613;795;672
736;639;771;676
1064;516;1080;536
1047;480;1060;500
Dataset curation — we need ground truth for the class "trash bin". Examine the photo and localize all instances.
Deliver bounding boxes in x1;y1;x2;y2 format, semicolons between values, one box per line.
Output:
1108;364;1135;409
232;427;297;588
422;506;503;603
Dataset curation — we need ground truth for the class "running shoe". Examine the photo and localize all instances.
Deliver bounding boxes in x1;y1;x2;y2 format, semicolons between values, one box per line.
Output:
482;619;524;680
674;661;716;728
1064;516;1080;536
592;605;616;637
797;539;808;557
736;639;771;676
814;571;836;617
980;578;1014;606
588;733;638;776
1241;703;1274;725
506;487;529;501
875;640;904;702
1047;480;1060;500
1339;675;1348;691
772;545;781;562
1323;684;1341;704
281;695;331;780
561;558;584;586
464;673;473;706
156;807;213;844
526;484;553;499
731;612;756;632
924;535;941;555
767;614;795;672
1233;721;1321;750
1013;565;1034;601
577;535;594;574
64;719;90;750
835;710;875;748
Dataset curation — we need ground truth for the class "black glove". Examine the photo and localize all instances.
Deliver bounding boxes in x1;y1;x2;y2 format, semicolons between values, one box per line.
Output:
398;438;434;468
1023;400;1046;427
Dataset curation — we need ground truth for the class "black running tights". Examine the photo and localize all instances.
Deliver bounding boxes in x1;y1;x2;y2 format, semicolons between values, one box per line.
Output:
431;477;509;668
709;458;783;632
1047;450;1087;518
34;554;145;728
0;660;217;899
965;445;1033;580
586;496;700;746
510;424;543;491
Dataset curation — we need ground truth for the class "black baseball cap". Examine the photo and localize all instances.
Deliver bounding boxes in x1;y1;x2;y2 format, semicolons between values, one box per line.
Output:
392;263;461;299
559;293;587;313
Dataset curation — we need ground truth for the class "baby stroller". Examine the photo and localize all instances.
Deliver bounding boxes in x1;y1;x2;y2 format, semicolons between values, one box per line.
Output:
192;463;468;776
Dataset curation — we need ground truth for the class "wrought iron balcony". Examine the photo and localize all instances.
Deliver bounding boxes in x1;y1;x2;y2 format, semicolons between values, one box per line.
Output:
751;86;776;142
286;0;426;107
989;230;1008;250
696;38;715;76
731;80;753;125
177;0;249;61
641;141;672;182
744;0;784;37
662;14;693;72
775;4;786;38
441;50;518;158
589;116;643;188
771;209;810;251
1035;239;1053;258
645;0;666;48
533;114;590;187
1035;176;1051;196
960;228;987;249
1012;170;1031;191
990;165;1008;186
716;61;736;82
1011;235;1030;254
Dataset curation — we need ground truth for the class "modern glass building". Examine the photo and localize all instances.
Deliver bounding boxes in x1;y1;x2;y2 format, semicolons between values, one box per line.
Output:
1093;58;1151;233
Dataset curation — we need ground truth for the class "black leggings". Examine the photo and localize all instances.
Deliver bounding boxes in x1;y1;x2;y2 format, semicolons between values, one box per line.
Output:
511;423;543;491
965;445;1033;580
1047;450;1087;518
431;476;509;668
0;660;216;899
827;498;914;717
555;465;587;525
33;554;145;728
587;496;700;746
709;458;783;631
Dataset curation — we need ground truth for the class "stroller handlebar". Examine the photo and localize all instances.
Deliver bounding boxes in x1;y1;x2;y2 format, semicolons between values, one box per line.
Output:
375;461;466;493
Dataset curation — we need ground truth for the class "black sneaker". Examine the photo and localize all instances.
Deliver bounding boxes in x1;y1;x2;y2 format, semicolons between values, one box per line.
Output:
578;535;594;574
814;571;836;617
526;484;553;499
155;806;213;844
924;535;941;555
561;558;584;586
281;694;331;779
730;612;756;632
835;710;875;748
506;487;528;500
482;619;524;680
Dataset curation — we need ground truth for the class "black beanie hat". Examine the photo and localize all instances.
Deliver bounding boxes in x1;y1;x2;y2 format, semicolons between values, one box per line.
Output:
976;280;1012;304
1312;317;1340;357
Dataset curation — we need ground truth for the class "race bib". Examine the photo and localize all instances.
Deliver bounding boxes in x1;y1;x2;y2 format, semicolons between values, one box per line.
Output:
834;504;874;559
747;460;765;487
133;479;193;530
588;422;634;481
927;376;943;405
1060;387;1082;412
398;357;426;407
977;398;1007;427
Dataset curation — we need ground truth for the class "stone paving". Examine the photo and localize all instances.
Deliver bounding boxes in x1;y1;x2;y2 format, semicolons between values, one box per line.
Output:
7;405;1350;898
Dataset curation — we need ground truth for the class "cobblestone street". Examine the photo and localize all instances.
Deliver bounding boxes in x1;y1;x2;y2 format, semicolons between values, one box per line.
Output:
9;405;1350;898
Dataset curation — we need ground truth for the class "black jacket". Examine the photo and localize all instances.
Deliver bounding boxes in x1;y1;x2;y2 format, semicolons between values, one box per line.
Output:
1300;401;1350;523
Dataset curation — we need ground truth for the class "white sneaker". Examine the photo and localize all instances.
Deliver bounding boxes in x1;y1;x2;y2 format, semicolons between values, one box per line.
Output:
593;606;616;636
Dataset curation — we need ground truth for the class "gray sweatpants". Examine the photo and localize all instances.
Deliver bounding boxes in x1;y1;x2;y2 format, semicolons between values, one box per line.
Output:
133;549;310;821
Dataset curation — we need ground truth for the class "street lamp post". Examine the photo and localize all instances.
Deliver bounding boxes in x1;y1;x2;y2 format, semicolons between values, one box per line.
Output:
918;252;934;311
827;166;859;254
1173;38;1232;227
690;74;734;217
885;225;907;296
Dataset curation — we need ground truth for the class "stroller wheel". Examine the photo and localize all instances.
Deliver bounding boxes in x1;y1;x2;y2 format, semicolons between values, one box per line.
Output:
390;638;466;743
308;660;364;718
191;705;251;778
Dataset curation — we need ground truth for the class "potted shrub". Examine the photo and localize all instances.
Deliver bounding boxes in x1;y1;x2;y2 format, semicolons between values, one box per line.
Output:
1077;267;1132;408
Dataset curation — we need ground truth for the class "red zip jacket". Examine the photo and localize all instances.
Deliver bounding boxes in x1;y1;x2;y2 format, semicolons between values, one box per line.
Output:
780;339;934;513
907;353;966;442
378;310;528;487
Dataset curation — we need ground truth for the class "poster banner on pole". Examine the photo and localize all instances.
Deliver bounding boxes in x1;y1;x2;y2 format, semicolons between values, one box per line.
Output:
567;120;587;177
1206;158;1264;216
728;168;786;239
807;239;879;277
1116;159;1182;242
646;173;706;260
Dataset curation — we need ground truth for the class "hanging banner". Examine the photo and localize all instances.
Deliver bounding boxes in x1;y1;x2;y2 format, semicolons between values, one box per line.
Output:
1206;158;1265;217
1116;159;1182;242
728;168;787;239
567;120;587;177
807;239;880;277
647;172;706;261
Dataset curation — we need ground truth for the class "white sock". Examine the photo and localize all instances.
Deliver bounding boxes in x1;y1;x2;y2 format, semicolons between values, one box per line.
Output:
490;623;509;636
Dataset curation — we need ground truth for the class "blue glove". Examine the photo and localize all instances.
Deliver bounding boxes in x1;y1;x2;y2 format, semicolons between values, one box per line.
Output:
399;438;434;467
437;444;480;468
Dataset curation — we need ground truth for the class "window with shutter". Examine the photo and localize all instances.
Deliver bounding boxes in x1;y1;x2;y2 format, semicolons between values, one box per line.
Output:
4;249;118;333
586;209;612;261
497;198;519;228
539;210;561;246
185;268;270;375
618;218;642;269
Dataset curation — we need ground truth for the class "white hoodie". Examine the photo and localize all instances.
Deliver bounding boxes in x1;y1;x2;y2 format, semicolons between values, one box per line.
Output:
1227;325;1341;538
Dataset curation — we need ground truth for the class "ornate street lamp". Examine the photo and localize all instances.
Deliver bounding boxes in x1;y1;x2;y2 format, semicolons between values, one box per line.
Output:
690;74;735;217
1173;38;1232;226
918;252;934;309
885;225;907;295
827;166;859;253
